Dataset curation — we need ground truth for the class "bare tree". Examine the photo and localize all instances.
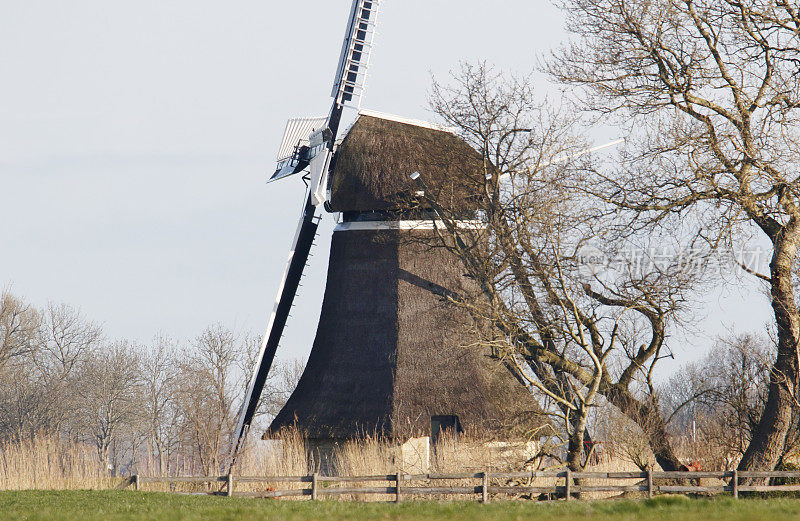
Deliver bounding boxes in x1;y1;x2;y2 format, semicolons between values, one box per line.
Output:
0;296;103;438
424;63;692;470
138;334;181;474
0;290;48;439
73;341;142;469
175;324;240;475
0;289;40;368
34;302;103;435
36;302;102;379
0;356;55;439
548;0;800;471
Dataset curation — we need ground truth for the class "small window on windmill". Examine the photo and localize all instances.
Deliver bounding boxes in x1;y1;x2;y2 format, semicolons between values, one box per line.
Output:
431;415;463;445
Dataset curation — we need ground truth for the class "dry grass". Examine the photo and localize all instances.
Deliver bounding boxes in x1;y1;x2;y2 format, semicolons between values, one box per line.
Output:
237;430;310;477
0;431;650;501
0;435;119;490
332;437;396;477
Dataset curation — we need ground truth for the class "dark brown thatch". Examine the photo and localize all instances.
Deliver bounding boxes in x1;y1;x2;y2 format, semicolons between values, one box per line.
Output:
267;229;546;440
328;115;487;213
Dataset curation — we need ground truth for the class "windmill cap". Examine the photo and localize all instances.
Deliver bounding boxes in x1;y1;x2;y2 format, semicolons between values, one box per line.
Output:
327;113;487;213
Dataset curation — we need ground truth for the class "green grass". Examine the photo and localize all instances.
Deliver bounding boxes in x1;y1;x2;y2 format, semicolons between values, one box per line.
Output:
2;491;800;521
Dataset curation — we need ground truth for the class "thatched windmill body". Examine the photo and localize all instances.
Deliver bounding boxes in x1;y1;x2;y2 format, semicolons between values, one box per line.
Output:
267;111;538;442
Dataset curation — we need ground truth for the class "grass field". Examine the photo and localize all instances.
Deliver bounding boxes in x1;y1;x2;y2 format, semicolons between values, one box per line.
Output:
3;491;800;521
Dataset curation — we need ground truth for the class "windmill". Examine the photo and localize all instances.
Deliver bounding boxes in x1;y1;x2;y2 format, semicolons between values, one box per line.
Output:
265;111;542;451
232;0;553;470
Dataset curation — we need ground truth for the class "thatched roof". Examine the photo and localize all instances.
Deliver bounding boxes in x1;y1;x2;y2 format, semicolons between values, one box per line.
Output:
328;114;486;213
267;229;548;440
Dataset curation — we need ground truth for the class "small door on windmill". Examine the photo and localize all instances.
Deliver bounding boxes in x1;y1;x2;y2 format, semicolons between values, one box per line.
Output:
431;415;463;445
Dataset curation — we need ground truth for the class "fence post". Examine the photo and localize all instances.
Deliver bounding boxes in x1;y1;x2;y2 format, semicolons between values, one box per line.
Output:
396;472;402;503
481;472;489;503
733;470;739;499
226;473;234;497
565;469;571;501
311;472;319;501
647;468;653;499
134;474;140;491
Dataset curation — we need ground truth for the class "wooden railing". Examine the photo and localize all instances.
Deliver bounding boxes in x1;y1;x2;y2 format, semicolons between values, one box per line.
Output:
123;470;800;501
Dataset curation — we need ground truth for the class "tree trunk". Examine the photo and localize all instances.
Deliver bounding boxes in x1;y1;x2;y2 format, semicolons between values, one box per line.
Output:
739;235;800;472
738;353;796;471
566;411;590;500
566;421;585;473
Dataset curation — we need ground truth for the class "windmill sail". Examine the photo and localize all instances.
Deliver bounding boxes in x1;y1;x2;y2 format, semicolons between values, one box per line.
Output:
270;116;329;183
331;0;381;108
230;193;319;461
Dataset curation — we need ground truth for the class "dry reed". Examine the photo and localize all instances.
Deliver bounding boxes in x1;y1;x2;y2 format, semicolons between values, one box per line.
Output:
0;431;649;501
0;435;118;490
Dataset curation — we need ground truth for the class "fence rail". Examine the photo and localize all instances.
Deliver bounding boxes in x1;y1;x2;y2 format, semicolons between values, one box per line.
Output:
125;470;800;501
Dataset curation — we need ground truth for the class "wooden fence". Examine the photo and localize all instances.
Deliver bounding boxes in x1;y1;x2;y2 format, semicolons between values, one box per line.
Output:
122;470;800;502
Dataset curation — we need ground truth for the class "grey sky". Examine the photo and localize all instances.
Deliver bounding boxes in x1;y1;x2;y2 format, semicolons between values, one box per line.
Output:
0;0;769;371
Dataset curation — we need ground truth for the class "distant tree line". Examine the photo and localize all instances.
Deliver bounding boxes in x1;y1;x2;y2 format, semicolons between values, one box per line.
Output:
0;289;302;475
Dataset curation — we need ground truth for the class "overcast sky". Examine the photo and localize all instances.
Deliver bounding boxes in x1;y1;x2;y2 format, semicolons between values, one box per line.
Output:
0;0;770;373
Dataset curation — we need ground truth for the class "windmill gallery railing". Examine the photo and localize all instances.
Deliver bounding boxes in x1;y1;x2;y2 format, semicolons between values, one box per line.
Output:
122;470;800;501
